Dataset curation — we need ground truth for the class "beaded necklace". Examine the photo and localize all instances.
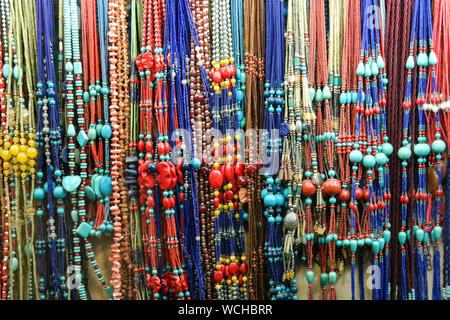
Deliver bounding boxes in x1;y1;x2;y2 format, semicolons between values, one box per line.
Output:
188;0;215;300
35;0;68;300
262;0;287;300
399;0;444;300
243;0;265;300
62;0;112;300
351;0;391;300
209;0;245;300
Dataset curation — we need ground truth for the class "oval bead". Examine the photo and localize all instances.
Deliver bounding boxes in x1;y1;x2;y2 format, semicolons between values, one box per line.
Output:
431;139;446;153
397;146;412;160
209;169;224;189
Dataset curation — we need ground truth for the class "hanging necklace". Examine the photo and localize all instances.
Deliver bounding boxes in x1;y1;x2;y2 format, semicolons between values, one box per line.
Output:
243;0;265;300
35;0;68;300
262;0;287;300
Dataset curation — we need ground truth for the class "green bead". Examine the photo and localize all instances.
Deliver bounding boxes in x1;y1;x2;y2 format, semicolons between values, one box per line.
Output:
320;273;329;287
315;88;323;103
415;228;424;242
376;55;385;69
356;61;365;76
53;186;66;199
322;85;331;100
34;188;45;200
67;123;76;137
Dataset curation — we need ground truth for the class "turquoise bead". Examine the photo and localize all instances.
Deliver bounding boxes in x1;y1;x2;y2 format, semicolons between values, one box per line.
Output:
378;238;385;250
12;257;18;272
343;239;350;247
362;155;376;168
339;92;347;105
275;193;285;206
398;231;406;245
382;142;394;156
315;88;323;103
2;63;9;77
67;124;76;137
364;237;372;245
397;146;412;160
357;239;365;247
53;186;66;199
76;221;93;238
85;186;96;201
71;210;79;223
65;62;74;73
77;130;89;148
433;225;442;240
309;87;315;102
376;55;385;69
383;229;391;243
350;239;357;253
62;175;81;193
101;124;112;139
351;91;358;104
429;51;438;66
88;126;97;140
264;194;276;207
306;270;314;284
329;271;337;285
100;176;113;196
371;62;379;75
349;150;363;163
364;63;371;77
320;273;329;287
431;139;446;153
13;66;23;80
260;188;268;199
406;55;415;69
413;143;431;157
375;152;388;165
415;228;424;242
372;240;380;254
356;61;365;76
191;158;201;168
34;188;45;200
322;85;331;100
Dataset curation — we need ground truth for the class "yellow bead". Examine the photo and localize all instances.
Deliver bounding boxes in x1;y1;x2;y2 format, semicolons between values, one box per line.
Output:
4;141;11;149
13;130;19;136
9;144;19;156
230;255;235;261
242;276;248;282
20;138;26;145
29;168;35;174
234;195;238;200
230;78;236;85
214;191;219;196
236;154;242;160
228;202;234;209
214;210;220;216
214;142;220;149
1;149;11;161
227;183;233;189
235;135;240;140
17;152;28;164
19;144;27;152
240;287;244;293
215;284;221;291
241;256;246;261
28;140;36;147
231;276;237;282
216;265;221;270
229;57;235;63
211;60;217;66
213;163;219;169
12;137;19;143
26;147;37;159
234;213;239;219
3;161;10;168
28;159;36;167
20;164;28;171
21;172;28;179
226;279;232;285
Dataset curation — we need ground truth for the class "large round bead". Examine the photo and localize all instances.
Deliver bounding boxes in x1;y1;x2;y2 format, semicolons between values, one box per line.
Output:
301;179;317;196
322;178;342;196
